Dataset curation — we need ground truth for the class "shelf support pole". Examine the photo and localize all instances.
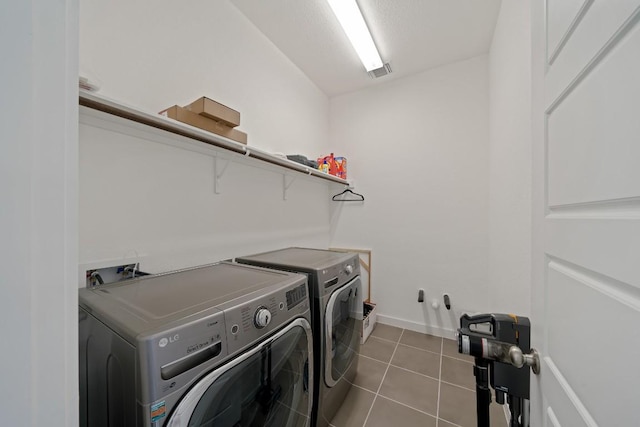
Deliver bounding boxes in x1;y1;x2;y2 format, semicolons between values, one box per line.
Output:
283;174;296;200
213;156;230;194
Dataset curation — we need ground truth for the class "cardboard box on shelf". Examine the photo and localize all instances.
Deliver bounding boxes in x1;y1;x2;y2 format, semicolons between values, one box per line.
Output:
184;96;241;128
159;105;247;144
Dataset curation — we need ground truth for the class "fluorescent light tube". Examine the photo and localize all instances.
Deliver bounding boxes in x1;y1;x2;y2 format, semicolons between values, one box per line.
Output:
327;0;383;72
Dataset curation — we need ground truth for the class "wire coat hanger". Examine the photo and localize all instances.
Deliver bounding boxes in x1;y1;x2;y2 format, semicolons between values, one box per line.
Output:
332;188;365;202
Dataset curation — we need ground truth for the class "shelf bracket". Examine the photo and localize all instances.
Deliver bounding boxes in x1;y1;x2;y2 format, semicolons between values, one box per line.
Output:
213;156;230;194
283;174;296;200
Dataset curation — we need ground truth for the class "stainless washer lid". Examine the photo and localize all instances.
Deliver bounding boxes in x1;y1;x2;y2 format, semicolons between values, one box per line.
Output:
79;262;305;341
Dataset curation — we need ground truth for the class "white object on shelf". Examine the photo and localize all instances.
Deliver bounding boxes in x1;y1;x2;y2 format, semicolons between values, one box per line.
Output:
79;76;100;92
362;302;377;344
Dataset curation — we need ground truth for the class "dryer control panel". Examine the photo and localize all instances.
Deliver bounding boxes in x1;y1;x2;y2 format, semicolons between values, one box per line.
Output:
318;255;360;297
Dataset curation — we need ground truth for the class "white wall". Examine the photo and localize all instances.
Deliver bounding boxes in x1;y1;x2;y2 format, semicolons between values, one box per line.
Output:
488;0;532;317
0;0;79;425
79;0;329;156
78;0;338;279
329;56;490;337
78;108;341;284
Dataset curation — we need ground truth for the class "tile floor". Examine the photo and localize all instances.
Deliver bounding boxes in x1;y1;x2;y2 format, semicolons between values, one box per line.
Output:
329;324;508;427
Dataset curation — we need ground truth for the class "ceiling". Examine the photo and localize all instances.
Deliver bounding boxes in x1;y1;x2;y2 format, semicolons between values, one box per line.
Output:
230;0;502;97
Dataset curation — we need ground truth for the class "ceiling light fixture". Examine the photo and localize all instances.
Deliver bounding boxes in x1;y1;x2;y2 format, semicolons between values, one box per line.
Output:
326;0;383;72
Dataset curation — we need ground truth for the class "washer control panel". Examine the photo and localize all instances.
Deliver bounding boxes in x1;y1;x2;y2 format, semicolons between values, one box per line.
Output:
254;306;272;328
223;276;309;355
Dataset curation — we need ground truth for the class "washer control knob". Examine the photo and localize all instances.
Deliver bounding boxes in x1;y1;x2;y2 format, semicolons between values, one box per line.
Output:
254;307;272;329
345;264;353;275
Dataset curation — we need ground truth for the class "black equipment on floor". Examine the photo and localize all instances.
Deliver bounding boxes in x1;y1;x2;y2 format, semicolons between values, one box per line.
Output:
457;313;540;427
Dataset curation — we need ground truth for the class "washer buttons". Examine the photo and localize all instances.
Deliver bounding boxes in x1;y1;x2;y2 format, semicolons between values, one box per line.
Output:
231;324;239;335
279;302;285;310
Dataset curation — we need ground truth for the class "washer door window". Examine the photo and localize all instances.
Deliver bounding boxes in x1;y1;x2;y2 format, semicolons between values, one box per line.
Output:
167;318;312;427
324;277;362;387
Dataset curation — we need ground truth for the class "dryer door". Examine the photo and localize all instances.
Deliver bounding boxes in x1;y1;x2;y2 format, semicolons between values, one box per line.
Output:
324;277;362;387
166;318;313;427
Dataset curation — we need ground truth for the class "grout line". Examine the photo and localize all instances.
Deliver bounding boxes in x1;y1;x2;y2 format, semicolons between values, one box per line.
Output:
395;342;443;357
358;353;391;364
356;329;476;427
440;380;475;393
366;334;402;346
441;353;474;365
387;364;440;382
436;336;443;426
438;418;464;427
370;331;450;358
362;328;404;426
361;389;378;424
374;394;438;419
349;383;377;394
363;342;472;383
360;353;457;387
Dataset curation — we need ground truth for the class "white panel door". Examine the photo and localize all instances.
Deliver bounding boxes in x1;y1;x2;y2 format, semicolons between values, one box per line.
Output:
531;1;640;426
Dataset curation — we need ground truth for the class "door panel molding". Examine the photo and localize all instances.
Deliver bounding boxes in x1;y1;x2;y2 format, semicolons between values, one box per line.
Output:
547;196;640;219
545;3;640;110
548;258;640;311
544;357;597;426
544;221;640;287
546;407;561;427
545;14;640;207
545;259;638;425
546;0;594;65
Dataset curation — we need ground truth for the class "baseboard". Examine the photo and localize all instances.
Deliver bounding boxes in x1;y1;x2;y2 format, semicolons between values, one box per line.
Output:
376;314;457;340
